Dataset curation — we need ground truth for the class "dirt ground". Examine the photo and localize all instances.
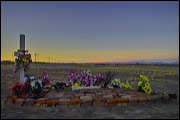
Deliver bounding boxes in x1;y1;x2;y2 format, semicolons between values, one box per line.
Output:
1;63;179;119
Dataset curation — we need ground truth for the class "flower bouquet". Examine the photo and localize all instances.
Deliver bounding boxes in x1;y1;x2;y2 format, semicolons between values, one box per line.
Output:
67;69;117;90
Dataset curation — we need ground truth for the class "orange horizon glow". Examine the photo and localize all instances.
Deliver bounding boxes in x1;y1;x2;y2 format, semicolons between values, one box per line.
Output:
2;49;179;63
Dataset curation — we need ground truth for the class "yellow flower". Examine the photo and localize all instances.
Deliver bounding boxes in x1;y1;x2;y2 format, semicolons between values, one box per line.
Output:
124;82;132;89
74;83;79;87
142;82;152;94
140;75;149;81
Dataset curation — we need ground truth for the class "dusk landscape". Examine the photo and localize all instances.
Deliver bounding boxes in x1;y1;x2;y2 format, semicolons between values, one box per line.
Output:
1;1;179;119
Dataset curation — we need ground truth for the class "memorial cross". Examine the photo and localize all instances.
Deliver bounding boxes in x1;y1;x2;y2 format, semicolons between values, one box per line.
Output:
14;34;27;85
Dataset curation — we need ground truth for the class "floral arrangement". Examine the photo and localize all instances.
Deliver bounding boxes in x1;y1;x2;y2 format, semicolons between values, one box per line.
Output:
101;71;116;88
11;82;31;97
13;49;32;74
111;79;121;88
40;68;51;87
138;75;152;94
67;69;105;87
31;81;42;96
11;68;52;98
111;78;132;89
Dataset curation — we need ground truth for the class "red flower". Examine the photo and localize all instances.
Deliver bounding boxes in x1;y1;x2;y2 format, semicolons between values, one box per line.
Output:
22;50;27;54
24;82;31;86
20;85;27;95
11;82;21;92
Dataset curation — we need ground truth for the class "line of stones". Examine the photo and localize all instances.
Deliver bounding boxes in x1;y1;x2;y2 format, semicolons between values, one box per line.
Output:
5;88;170;108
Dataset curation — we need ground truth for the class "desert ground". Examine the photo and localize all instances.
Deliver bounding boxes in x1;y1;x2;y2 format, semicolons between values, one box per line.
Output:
1;62;179;119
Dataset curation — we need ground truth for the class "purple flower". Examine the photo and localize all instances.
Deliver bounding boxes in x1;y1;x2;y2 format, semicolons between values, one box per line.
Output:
98;72;104;77
75;73;81;79
70;70;76;74
42;69;47;75
92;75;99;83
68;79;72;83
100;85;105;88
44;76;51;84
81;71;85;76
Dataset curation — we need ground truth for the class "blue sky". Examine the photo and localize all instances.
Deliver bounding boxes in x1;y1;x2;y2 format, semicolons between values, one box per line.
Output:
1;1;179;63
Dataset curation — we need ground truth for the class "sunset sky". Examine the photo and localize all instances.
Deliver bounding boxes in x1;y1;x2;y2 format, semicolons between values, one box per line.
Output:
1;1;179;63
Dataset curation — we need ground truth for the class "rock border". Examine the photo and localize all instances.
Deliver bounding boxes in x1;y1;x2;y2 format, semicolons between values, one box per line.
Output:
4;88;172;108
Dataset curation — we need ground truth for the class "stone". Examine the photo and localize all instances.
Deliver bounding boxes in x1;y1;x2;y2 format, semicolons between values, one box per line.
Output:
116;98;129;103
116;93;127;97
36;98;47;104
103;89;113;93
71;96;80;99
123;91;134;95
106;98;118;104
85;93;96;96
66;91;77;95
15;98;25;105
93;101;105;106
135;92;146;96
106;92;117;96
138;96;147;104
74;93;85;97
113;95;119;98
46;99;59;105
53;92;66;99
77;91;85;94
138;96;147;102
128;97;138;105
24;98;35;105
20;94;29;99
92;96;105;102
114;89;124;93
69;98;81;105
63;94;74;99
81;102;92;106
103;95;113;99
80;96;92;103
58;99;71;105
95;92;106;96
6;95;17;104
44;94;55;99
121;95;132;99
84;91;95;94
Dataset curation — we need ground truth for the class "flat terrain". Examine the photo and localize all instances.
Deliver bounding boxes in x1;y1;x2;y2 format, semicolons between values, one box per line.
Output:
1;62;179;119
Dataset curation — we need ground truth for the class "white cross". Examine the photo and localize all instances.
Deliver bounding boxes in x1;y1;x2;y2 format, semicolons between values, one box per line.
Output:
14;34;26;85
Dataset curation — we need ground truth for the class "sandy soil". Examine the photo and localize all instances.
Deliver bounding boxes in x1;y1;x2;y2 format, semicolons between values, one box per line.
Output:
1;63;179;119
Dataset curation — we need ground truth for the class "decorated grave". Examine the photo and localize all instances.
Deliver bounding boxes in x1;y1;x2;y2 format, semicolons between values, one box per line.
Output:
4;34;177;108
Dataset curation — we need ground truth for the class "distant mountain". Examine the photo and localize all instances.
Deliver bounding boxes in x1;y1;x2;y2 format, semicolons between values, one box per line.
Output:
89;61;179;65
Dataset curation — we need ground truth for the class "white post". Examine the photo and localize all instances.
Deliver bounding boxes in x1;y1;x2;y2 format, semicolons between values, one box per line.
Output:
20;34;25;85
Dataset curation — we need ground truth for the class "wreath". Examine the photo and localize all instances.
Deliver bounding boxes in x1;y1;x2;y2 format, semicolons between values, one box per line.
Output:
13;49;32;74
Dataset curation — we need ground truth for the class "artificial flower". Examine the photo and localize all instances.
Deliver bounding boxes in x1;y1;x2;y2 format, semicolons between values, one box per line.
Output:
74;83;80;87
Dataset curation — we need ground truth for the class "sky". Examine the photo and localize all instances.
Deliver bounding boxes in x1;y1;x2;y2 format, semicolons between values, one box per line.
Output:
1;1;179;63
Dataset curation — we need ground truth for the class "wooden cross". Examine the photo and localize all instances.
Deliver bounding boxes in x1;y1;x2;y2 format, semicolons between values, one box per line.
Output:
14;34;26;85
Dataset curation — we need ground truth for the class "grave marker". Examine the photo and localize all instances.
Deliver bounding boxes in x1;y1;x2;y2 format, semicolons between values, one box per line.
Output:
14;34;26;85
